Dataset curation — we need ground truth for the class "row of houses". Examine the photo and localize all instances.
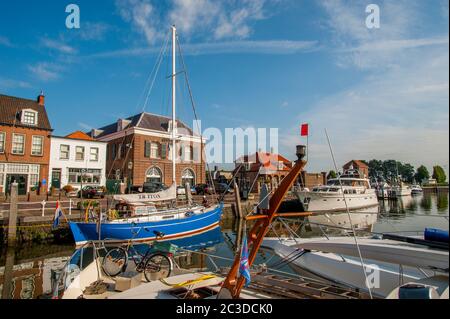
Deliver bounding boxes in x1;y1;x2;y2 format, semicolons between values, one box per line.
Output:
0;92;205;195
0;92;367;196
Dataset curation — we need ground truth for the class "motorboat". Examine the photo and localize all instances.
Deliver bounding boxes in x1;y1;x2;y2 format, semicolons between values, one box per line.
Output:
263;233;449;298
295;169;379;213
411;184;424;195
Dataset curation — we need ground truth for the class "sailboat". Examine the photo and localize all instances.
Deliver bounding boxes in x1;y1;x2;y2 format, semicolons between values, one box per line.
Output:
69;26;223;247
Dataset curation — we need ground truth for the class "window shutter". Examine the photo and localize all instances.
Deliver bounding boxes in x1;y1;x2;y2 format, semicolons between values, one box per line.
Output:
161;143;167;159
193;146;199;163
179;145;184;161
144;141;151;158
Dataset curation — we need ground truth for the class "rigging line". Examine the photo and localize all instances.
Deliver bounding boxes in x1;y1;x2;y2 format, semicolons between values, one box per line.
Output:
325;128;373;299
176;36;218;199
141;33;170;113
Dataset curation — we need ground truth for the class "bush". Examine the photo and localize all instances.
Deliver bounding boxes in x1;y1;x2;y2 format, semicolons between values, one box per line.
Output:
62;185;75;193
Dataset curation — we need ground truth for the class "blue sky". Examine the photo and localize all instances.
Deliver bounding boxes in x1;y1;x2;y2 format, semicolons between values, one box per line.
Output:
0;0;448;173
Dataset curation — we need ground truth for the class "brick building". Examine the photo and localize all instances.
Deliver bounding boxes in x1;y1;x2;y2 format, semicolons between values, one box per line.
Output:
89;112;205;188
343;160;369;178
298;171;327;189
0;93;52;195
235;152;294;193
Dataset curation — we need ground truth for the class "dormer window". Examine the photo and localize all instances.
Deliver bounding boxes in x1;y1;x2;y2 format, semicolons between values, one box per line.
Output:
21;109;38;126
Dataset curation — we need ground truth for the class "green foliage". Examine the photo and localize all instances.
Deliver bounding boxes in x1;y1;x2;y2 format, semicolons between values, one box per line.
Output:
432;166;447;184
367;159;415;183
327;170;337;180
415;165;430;184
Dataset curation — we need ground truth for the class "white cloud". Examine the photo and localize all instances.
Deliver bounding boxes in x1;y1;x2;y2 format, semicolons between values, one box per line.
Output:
41;38;77;54
88;39;318;58
279;1;449;173
28;63;65;81
0;36;13;47
0;77;31;89
78;22;110;41
115;0;275;44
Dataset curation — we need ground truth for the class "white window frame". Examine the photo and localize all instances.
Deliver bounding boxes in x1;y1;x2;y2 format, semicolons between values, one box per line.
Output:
75;146;85;161
0;132;5;154
31;135;44;156
60;144;70;160
21;109;38;126
90;147;99;162
150;142;160;159
12;133;25;155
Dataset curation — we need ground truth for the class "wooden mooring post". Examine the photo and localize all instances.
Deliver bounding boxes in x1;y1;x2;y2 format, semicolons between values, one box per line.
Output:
7;182;18;246
233;181;245;219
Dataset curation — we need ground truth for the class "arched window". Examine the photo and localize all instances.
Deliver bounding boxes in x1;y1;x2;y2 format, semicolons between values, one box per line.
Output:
146;166;163;184
181;169;195;187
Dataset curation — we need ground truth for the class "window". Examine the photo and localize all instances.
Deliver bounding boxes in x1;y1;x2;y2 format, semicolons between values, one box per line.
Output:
111;144;117;160
22;110;38;125
31;136;44;156
12;134;25;155
146;167;163;183
60;145;70;160
90;147;99;161
76;146;85;161
151;142;160;159
184;146;193;162
68;168;102;184
0;132;5;153
182;169;195;187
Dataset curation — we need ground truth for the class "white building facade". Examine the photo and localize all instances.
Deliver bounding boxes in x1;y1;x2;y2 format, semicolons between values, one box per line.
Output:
49;133;107;190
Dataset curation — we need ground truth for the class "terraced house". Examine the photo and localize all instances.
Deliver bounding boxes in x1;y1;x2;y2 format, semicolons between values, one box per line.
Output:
0;93;52;195
89;112;206;188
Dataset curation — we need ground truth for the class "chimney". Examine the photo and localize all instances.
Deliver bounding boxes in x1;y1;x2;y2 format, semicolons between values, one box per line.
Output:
37;91;45;106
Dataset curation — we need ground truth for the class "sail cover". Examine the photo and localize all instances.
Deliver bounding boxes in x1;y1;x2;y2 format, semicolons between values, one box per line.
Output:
113;184;177;203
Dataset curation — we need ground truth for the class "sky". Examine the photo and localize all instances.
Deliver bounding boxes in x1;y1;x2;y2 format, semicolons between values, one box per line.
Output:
0;0;448;174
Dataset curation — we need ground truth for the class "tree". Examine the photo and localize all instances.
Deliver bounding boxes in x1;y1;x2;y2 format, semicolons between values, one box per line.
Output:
327;170;337;180
432;166;447;184
399;163;415;183
415;165;430;184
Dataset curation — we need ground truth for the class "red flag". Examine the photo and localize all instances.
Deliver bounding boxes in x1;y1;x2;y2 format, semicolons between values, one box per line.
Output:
300;124;309;137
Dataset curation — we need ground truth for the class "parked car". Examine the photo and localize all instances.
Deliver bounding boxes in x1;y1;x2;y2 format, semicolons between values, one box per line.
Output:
195;184;211;195
214;183;233;195
125;186;144;194
78;186;106;199
142;182;169;193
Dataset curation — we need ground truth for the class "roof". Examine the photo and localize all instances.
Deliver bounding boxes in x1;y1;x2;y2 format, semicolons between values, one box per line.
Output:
0;94;52;131
343;160;369;169
91;112;194;139
65;131;95;141
236;152;293;172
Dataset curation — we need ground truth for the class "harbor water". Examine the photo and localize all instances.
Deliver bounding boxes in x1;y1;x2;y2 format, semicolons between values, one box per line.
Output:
1;192;448;299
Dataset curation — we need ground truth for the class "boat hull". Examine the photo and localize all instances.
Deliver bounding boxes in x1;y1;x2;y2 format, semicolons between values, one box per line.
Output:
296;190;379;212
69;204;223;246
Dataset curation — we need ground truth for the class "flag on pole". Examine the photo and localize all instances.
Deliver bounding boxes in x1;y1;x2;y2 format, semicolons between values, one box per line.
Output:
300;123;309;137
52;201;63;230
239;237;251;287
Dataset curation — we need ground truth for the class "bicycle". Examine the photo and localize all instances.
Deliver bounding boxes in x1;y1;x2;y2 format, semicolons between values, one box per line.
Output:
101;227;175;282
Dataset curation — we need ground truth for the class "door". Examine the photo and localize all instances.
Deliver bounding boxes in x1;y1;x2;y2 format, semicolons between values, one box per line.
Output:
6;174;27;195
51;169;62;189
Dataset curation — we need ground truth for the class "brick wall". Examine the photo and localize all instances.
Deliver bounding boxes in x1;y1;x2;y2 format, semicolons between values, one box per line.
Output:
105;133;205;186
0;125;51;194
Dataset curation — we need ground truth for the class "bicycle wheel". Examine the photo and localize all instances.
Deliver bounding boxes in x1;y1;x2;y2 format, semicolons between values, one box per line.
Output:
102;247;128;277
143;253;173;282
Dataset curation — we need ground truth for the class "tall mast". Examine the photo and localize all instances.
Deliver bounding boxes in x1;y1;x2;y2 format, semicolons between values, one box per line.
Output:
172;25;177;186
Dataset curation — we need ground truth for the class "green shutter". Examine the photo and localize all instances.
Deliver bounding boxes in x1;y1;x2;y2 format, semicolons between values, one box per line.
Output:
144;141;151;158
161;143;167;159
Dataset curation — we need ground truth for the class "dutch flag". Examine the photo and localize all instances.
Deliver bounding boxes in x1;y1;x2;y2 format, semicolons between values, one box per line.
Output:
52;201;64;230
239;237;251;287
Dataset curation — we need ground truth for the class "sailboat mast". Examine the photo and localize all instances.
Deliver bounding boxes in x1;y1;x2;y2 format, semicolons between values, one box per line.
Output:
172;25;177;186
